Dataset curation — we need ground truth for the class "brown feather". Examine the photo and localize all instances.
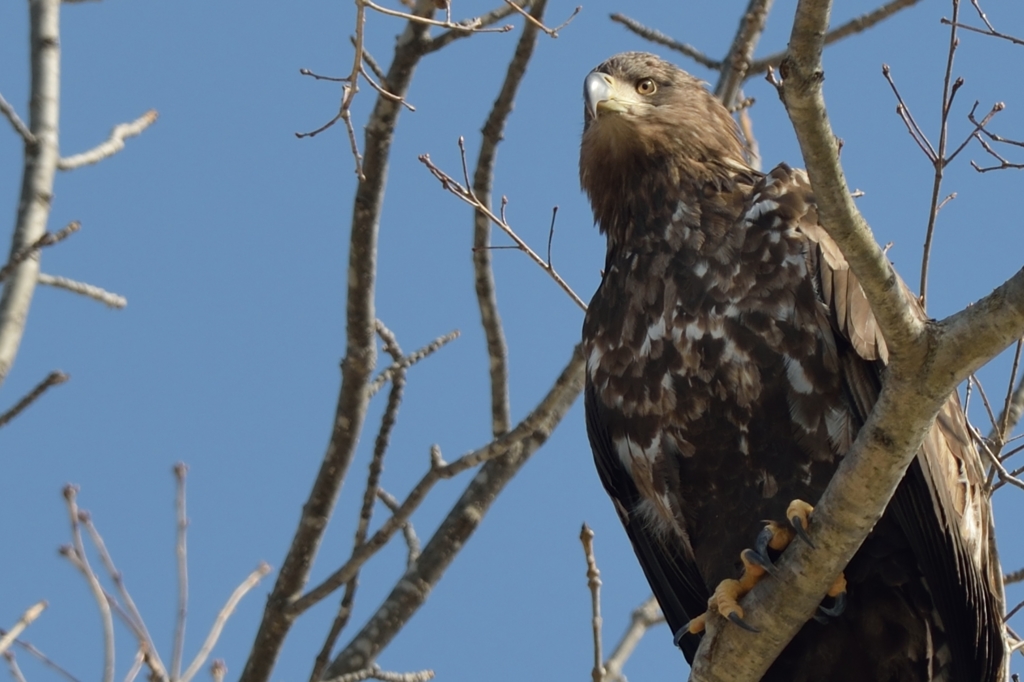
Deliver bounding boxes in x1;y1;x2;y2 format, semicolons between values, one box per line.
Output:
581;52;1004;681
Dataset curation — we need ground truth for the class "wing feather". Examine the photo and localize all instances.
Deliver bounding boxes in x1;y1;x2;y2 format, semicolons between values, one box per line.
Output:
584;384;708;662
786;168;1005;681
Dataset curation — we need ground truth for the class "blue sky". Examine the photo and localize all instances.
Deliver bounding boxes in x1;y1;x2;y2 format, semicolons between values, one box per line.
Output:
1;1;1023;681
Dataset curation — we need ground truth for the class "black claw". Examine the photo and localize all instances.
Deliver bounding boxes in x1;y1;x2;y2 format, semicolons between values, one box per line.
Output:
754;525;774;556
817;591;847;619
790;515;816;549
742;547;777;577
728;612;760;633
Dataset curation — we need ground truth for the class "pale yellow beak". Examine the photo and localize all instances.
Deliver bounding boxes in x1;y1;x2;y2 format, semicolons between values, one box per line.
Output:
585;71;632;118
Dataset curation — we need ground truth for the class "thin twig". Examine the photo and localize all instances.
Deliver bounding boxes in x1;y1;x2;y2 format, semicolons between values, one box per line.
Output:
123;649;146;682
1007;599;1024;623
37;273;127;308
0;603;47;657
310;583;358;682
0;634;80;682
424;2;524;53
988;367;1024;454
922;0;963;309
297;347;584;616
61;487;115;682
0;371;68;428
501;0;578;37
377;489;421;567
323;666;433;682
179;563;272;682
750;0;925;75
311;321;410;680
420;152;586;310
77;514;167;681
714;0;774;109
1007;568;1024;586
0;92;35;144
609;14;721;70
58;110;158;170
603;597;664;682
974;427;1024;493
324;346;585;677
367;330;459;398
946;100;1003;163
941;11;1024;48
0;221;80;283
364;0;510;32
580;525;604;682
172;463;190;681
997;339;1023;445
881;64;937;162
546;207;558;268
359;63;415;111
4;651;29;682
971;132;1024;172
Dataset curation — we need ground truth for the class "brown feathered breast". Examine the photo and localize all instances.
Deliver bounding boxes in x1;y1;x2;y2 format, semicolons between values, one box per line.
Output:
580;52;1004;682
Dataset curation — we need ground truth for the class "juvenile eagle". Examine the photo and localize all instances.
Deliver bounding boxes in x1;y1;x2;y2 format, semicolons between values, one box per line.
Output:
580;52;1005;681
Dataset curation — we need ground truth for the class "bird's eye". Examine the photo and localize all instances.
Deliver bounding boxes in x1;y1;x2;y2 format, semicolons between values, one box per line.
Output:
636;78;657;95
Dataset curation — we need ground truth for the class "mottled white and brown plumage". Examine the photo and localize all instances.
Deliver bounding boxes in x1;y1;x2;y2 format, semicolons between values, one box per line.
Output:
580;52;1005;681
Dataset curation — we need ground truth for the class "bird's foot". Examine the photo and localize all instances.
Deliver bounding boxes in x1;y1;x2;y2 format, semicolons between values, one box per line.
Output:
813;572;848;622
788;498;815;548
686;551;767;634
686;500;848;634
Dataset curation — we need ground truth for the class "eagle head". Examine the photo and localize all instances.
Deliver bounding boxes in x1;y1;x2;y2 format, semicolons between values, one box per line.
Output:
580;52;750;234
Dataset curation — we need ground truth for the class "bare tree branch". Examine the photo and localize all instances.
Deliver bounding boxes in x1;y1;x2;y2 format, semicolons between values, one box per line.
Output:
420;152;585;310
424;2;525;54
0;220;80;284
0;632;80;682
77;514;167;681
749;0;925;76
714;0;774;109
499;0;578;38
123;650;146;682
240;5;463;680
57;110;158;170
603;597;664;682
0;603;46;657
178;563;270;682
323;344;585;677
609;14;722;70
36;273;127;309
0;370;68;428
580;524;604;682
0;0;60;391
469;0;551;439
171;463;189;682
919;0;961;309
0;91;35;144
690;0;1024;678
376;489;421;568
60;486;115;682
942;2;1024;49
367;330;459;398
3;651;29;682
773;6;926;359
323;666;433;682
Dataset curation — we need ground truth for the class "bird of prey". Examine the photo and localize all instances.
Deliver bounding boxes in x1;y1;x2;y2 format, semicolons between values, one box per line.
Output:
580;52;1005;681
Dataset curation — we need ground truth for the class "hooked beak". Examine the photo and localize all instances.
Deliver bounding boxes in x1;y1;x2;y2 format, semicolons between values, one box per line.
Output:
585;71;630;118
